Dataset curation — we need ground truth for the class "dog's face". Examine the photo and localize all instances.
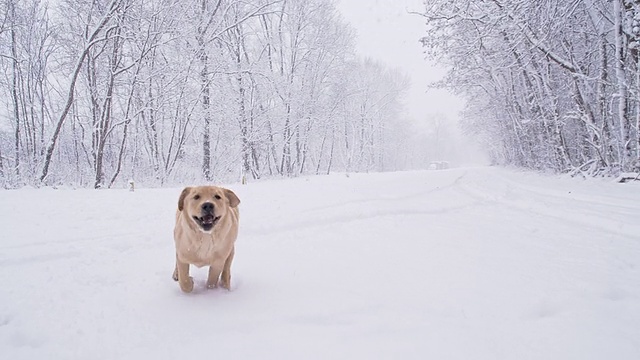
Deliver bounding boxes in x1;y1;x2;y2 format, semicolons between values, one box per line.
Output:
178;186;240;233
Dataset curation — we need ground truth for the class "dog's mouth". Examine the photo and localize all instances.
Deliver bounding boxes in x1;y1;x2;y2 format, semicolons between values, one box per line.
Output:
192;214;221;231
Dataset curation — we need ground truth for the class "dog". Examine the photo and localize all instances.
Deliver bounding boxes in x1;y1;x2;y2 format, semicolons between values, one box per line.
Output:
172;186;240;293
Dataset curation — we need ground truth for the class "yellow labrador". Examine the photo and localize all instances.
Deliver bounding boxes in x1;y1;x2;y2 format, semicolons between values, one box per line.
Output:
172;186;240;293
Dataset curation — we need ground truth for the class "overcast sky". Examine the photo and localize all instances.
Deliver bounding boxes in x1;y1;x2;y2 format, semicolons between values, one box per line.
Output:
336;0;465;128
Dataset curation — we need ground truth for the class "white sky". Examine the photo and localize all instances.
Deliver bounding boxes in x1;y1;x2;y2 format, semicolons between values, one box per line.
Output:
336;0;465;127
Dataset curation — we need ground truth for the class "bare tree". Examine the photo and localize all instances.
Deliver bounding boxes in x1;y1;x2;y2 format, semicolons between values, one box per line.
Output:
39;0;128;184
0;0;417;187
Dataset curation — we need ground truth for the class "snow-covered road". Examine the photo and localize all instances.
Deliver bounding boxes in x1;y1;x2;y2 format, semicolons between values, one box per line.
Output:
1;167;639;359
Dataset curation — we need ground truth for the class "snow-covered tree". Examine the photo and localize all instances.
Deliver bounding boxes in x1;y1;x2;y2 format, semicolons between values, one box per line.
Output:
0;0;413;188
419;0;640;175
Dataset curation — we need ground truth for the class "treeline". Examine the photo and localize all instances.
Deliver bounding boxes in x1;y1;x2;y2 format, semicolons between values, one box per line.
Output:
0;0;411;188
420;0;640;175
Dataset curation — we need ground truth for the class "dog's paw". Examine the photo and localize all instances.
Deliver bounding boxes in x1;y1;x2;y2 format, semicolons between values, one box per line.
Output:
179;277;194;293
172;272;178;281
220;280;231;290
206;281;217;289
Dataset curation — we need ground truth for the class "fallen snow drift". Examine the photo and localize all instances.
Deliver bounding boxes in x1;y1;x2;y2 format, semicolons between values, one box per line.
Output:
1;167;639;359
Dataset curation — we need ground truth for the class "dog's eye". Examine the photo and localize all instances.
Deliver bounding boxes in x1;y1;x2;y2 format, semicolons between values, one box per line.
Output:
193;195;200;200
214;195;222;200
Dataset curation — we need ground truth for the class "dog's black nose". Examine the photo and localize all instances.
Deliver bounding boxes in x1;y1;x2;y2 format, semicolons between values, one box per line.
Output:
201;202;214;213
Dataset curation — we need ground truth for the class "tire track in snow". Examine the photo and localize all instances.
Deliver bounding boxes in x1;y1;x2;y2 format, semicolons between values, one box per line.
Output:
242;172;480;237
452;171;640;240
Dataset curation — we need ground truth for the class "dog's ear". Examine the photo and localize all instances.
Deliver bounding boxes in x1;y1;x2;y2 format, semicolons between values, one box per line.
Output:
178;187;191;211
224;188;240;208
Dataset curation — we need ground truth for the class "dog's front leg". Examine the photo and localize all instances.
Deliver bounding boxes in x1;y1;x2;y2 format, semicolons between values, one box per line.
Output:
172;256;179;281
207;263;223;289
220;247;235;290
176;259;194;293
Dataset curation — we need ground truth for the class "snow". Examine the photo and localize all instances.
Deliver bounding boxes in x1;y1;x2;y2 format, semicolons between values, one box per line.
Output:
1;167;639;359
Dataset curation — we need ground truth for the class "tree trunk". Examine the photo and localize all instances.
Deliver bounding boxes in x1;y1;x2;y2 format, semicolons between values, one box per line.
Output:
326;127;335;175
280;106;292;175
10;0;21;178
200;47;212;181
197;0;223;182
0;142;4;180
614;0;630;170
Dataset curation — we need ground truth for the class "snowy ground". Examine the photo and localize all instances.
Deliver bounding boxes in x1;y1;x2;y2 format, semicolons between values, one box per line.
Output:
1;167;639;359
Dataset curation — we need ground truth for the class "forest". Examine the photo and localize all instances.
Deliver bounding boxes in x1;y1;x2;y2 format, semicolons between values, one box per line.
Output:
0;0;412;188
420;0;640;175
2;0;639;189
